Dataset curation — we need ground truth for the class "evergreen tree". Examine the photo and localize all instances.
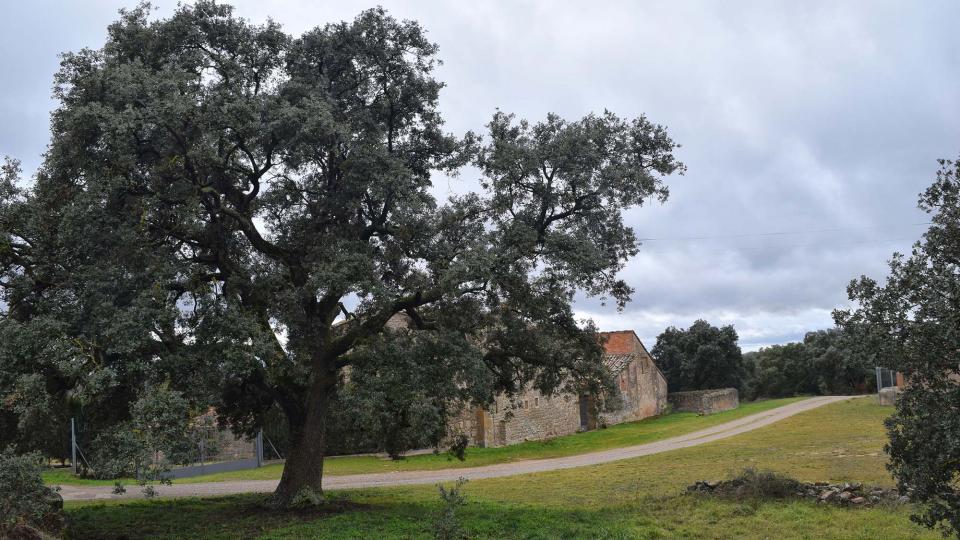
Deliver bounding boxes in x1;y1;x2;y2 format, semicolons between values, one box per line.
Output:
0;3;683;505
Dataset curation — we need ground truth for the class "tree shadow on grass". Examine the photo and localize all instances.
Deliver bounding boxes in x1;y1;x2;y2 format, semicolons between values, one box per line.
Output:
64;494;646;540
64;490;933;540
65;494;372;540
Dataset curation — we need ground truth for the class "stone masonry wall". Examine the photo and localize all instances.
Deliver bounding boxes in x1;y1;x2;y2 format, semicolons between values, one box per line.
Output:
668;388;739;415
448;390;582;448
448;407;484;445
451;330;670;447
485;389;583;446
461;356;669;447
601;353;668;426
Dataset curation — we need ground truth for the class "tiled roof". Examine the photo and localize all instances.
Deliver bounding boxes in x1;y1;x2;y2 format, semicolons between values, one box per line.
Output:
603;353;638;374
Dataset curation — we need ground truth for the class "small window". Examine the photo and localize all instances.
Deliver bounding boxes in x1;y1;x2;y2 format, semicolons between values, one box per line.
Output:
534;397;539;407
524;400;529;409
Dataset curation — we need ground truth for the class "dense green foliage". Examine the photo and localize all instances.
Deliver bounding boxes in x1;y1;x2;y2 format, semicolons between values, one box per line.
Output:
0;2;683;503
86;386;195;485
326;330;490;459
0;148;214;464
650;320;745;392
838;157;960;536
0;448;64;537
743;328;873;400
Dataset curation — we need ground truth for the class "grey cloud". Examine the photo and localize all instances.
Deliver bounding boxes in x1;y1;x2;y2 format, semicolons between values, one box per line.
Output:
3;0;957;349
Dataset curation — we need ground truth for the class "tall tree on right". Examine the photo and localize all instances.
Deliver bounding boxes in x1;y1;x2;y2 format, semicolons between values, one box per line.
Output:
837;157;960;536
651;320;744;392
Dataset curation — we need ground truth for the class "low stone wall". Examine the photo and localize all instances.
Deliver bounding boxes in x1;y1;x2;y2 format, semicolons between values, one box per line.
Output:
668;388;739;415
878;387;899;406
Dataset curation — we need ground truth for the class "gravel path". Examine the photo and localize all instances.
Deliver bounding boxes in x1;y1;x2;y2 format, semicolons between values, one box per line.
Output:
59;395;860;501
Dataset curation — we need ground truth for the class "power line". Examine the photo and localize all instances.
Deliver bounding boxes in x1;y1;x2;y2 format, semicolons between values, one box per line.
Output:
638;235;920;254
636;222;931;243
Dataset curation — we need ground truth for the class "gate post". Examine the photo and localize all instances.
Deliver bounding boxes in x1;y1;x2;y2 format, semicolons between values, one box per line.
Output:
256;430;263;467
71;418;77;475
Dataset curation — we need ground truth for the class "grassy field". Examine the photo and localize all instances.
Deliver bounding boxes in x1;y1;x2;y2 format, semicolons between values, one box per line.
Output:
64;397;940;539
45;397;803;486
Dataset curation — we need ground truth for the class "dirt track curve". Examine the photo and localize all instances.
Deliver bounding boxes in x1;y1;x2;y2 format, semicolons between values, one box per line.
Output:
59;395;861;501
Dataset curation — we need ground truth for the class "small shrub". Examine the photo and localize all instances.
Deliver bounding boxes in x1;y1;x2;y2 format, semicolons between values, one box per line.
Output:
730;468;802;499
433;477;468;540
447;433;469;462
0;448;64;537
86;424;146;479
697;467;802;500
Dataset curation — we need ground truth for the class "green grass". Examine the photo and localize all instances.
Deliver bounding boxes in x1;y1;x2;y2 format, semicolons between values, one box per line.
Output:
64;397;940;539
45;396;803;486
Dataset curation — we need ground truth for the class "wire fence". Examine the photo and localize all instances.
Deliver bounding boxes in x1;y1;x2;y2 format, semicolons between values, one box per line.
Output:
874;367;900;391
69;417;285;480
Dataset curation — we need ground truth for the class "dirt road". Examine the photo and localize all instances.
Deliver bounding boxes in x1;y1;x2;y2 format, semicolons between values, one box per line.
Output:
59;395;860;501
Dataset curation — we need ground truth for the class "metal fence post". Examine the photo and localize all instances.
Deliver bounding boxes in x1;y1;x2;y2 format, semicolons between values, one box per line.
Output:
71;418;77;475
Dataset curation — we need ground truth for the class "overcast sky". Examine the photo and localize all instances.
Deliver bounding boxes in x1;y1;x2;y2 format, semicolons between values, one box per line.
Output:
2;1;958;350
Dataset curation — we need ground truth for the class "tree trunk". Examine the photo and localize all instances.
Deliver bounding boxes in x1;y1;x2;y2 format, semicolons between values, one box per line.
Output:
272;372;335;506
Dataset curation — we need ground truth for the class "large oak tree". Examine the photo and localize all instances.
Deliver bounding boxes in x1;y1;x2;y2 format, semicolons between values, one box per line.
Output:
0;3;683;504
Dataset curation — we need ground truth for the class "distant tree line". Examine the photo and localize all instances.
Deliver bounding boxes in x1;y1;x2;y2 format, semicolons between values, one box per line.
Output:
651;320;874;399
650;320;746;392
742;328;875;399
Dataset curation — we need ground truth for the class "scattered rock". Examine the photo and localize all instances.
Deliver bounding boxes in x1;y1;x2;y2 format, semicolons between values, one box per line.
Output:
688;477;906;509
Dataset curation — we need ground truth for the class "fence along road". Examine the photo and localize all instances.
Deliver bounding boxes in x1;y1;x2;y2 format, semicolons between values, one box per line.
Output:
58;395;862;501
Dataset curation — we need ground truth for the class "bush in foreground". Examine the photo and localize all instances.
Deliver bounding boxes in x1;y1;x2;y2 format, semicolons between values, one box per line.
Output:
433;477;469;540
0;448;64;538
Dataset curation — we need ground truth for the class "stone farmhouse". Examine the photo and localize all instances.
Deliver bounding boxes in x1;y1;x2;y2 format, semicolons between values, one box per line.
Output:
450;329;669;447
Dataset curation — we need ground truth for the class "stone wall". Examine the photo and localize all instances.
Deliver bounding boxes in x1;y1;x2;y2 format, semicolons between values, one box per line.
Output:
878;386;899;406
447;407;486;446
451;330;671;447
485;389;583;446
601;352;668;426
668;388;739;415
461;356;669;447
